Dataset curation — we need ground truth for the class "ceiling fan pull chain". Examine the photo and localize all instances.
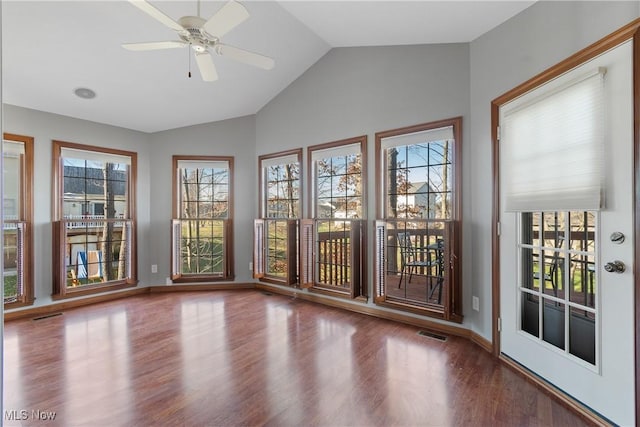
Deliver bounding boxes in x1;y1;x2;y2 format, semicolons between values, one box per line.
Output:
188;44;192;78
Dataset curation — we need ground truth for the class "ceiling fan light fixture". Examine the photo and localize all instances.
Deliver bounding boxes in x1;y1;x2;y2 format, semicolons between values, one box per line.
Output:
122;0;274;82
74;87;96;99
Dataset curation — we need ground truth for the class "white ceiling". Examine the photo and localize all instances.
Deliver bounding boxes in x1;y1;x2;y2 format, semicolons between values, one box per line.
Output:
2;1;535;133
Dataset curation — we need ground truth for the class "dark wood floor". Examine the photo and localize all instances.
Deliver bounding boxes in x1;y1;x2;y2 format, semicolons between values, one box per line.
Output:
4;290;588;426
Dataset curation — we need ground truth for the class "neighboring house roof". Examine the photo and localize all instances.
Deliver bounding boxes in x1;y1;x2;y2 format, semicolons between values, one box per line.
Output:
407;181;433;194
63;166;126;196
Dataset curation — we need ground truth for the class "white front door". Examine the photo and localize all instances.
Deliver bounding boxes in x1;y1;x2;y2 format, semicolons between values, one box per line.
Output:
499;41;634;426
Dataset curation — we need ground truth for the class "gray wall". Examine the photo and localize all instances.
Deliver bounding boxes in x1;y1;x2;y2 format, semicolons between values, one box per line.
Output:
148;115;256;284
256;43;472;325
2;105;152;308
4;1;640;340
468;1;640;339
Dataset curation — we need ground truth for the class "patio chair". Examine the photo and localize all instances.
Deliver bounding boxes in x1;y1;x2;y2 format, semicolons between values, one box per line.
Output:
533;236;564;297
397;232;441;292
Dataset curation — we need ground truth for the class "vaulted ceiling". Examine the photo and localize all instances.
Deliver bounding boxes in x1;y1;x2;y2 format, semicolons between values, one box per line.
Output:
2;1;535;133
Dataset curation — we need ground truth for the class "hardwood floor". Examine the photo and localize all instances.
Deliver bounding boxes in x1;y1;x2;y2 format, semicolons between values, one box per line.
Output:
4;290;588;426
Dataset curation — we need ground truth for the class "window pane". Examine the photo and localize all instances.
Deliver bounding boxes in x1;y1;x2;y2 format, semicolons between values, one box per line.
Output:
543;300;565;351
385;137;453;220
314;152;362;220
179;165;230;220
179;220;225;275
3;225;19;302
64;220;131;288
518;209;597;364
62;159;129;220
266;220;289;278
3;154;21;218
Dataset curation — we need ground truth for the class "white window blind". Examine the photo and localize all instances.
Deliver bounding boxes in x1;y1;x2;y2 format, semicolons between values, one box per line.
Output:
310;142;361;161
61;147;132;166
380;126;454;150
261;154;299;169
501;68;606;212
3;140;25;156
177;159;228;170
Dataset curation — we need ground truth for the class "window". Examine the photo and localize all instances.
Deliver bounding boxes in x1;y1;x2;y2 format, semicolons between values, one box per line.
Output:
254;149;301;285
172;156;233;282
304;136;367;299
374;118;462;322
519;211;596;364
3;133;34;308
52;141;137;298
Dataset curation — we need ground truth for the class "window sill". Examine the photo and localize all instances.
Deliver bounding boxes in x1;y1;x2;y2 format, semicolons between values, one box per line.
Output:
259;276;297;287
375;298;464;324
52;280;138;300
172;275;235;283
4;298;35;310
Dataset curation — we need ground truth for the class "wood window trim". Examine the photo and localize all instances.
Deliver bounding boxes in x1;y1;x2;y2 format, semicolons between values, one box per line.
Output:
258;148;302;219
3;133;34;308
307;135;368;219
171;155;235;282
253;219;298;285
305;136;368;299
373;118;463;321
256;149;302;286
374;117;462;220
51;140;138;299
373;219;462;323
489;17;640;421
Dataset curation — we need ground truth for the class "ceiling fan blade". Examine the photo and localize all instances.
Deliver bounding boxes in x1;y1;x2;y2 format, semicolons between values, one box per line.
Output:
127;0;183;32
215;44;274;70
122;41;187;51
203;1;249;38
195;52;218;82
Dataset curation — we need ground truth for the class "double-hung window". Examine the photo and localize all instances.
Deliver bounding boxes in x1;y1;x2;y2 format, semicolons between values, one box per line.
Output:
254;149;301;285
3;133;34;308
374;118;462;321
303;136;367;299
172;156;234;282
52;141;137;298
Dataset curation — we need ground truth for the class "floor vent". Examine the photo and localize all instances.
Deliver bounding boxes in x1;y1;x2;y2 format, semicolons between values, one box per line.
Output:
417;330;447;342
261;291;273;296
32;313;63;321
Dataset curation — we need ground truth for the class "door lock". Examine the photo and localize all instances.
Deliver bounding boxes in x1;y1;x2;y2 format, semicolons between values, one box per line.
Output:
610;232;625;244
604;260;625;273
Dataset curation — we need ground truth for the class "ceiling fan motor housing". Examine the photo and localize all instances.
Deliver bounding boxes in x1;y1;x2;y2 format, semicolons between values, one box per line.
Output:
178;16;218;52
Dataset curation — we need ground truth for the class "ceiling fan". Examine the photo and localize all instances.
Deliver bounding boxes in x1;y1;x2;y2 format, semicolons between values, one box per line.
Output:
122;0;275;82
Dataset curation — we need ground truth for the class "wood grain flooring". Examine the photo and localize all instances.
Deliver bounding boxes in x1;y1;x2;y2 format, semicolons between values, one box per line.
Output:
4;290;589;426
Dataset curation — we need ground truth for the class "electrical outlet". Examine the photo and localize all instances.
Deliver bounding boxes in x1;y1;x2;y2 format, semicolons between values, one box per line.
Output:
472;296;480;311
151;264;158;273
249;261;253;271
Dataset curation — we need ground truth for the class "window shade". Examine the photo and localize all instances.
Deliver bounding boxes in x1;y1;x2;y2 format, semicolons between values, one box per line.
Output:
261;154;299;169
3;140;25;155
380;126;454;150
310;142;361;161
501;68;606;212
177;160;228;170
61;147;132;166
